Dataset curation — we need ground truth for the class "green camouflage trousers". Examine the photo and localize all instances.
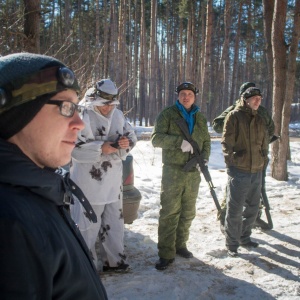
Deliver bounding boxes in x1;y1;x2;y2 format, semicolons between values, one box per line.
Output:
158;165;201;259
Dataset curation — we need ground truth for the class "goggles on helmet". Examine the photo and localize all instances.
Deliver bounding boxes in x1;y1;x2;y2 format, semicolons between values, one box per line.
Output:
95;89;119;101
0;66;80;114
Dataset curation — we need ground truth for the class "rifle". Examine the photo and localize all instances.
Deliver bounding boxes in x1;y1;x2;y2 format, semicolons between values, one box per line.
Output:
256;136;278;229
258;167;273;229
175;119;221;212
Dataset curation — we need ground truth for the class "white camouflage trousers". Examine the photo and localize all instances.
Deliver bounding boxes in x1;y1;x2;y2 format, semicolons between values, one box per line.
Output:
70;198;126;271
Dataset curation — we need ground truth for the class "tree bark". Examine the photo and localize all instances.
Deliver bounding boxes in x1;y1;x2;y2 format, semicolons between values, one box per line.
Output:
262;0;274;111
217;0;232;113
139;0;146;126
23;0;41;53
271;0;288;180
149;0;157;125
282;0;300;155
229;2;242;105
201;0;213;115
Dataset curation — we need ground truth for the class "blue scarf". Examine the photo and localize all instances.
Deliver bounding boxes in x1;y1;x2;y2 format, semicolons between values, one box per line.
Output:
176;100;199;134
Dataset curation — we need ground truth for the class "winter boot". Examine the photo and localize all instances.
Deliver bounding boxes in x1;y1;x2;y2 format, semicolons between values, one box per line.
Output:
240;241;259;248
176;248;193;258
155;258;175;270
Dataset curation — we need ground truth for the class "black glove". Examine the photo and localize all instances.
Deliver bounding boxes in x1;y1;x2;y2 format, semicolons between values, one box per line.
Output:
233;149;246;158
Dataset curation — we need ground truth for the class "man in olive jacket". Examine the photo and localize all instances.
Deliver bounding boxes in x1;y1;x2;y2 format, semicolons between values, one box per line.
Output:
222;87;269;257
0;53;107;299
213;82;275;230
151;82;211;270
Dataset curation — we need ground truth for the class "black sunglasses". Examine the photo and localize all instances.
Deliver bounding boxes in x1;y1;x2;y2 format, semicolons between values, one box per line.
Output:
47;100;84;117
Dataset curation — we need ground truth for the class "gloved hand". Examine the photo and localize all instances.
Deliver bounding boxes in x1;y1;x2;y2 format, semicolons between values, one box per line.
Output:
196;160;208;172
181;140;193;154
233;149;246;158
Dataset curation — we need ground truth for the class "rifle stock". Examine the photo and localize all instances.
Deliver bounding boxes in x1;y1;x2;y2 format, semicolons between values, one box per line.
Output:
175;119;221;212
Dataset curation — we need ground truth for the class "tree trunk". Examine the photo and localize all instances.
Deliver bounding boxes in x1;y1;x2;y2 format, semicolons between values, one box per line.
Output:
103;0;109;78
186;4;193;81
262;0;274;111
279;0;300;164
217;0;231;114
117;0;127;111
133;0;139;125
109;1;117;78
149;0;157;125
229;2;242;105
245;0;254;80
139;0;146;126
271;0;288;180
179;18;184;82
201;0;213;115
23;0;40;53
164;0;171;107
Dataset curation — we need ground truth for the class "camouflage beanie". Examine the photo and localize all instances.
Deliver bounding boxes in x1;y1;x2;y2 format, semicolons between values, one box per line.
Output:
242;87;262;100
0;53;80;140
239;82;256;96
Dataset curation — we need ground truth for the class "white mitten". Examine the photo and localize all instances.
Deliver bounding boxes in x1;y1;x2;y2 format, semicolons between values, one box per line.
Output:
180;140;194;154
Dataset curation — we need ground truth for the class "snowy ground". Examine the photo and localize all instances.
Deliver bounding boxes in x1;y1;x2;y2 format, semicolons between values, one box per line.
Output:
101;127;300;300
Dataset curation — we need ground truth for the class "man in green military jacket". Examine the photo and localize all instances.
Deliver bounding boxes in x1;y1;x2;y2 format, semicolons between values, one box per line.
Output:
212;82;275;230
222;87;269;257
151;82;211;270
212;82;274;138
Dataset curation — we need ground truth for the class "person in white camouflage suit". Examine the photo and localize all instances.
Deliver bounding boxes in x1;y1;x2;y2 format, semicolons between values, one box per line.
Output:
70;79;137;272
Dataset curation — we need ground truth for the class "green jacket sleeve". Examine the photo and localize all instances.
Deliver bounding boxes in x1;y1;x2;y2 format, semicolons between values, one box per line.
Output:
151;108;183;150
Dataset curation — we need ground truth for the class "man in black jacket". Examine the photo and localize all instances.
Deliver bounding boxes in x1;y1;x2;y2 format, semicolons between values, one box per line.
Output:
0;53;108;299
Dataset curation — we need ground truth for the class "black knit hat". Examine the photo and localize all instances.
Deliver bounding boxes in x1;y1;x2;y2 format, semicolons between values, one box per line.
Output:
239;82;256;96
242;87;262;100
176;82;199;95
0;53;80;140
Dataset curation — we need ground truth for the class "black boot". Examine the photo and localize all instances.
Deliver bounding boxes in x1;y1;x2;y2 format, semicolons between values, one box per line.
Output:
241;241;259;248
176;248;193;258
103;262;130;273
155;258;174;270
227;249;238;257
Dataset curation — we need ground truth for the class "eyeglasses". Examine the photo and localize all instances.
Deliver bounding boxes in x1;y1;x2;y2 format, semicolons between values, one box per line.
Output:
47;100;84;117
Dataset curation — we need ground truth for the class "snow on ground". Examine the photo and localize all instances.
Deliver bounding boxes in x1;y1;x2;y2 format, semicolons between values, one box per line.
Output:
101;126;300;300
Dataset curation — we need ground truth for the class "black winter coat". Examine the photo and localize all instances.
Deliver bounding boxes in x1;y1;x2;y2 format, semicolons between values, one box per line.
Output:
0;139;107;300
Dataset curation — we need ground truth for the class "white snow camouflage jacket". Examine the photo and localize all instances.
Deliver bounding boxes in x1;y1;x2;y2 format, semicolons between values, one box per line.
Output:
70;106;137;205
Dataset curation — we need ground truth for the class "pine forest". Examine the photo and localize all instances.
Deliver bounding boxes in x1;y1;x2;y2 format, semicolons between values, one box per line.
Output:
0;0;300;180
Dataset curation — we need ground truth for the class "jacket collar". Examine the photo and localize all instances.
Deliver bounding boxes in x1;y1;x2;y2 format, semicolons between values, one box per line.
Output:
0;138;65;205
235;99;258;116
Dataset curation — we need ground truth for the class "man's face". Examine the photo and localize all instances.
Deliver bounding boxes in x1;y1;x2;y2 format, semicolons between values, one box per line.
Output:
96;104;115;116
178;89;195;110
8;89;84;168
246;95;262;111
